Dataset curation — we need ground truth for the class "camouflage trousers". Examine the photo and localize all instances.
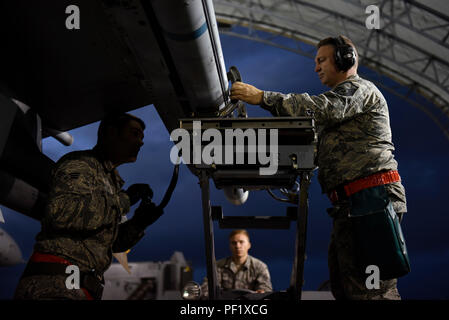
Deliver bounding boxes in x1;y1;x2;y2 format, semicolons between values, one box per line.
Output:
327;201;401;300
14;274;90;300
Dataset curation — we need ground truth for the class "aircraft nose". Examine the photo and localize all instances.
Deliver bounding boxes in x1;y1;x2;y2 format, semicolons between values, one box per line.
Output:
0;228;24;266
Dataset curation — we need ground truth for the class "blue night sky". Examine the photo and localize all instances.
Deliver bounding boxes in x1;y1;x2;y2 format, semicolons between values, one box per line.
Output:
1;32;448;300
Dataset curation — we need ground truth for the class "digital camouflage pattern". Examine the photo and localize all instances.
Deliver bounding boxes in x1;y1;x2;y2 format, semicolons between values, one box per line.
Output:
327;201;401;300
201;255;272;297
261;74;407;213
15;147;145;299
261;74;406;299
14;275;89;300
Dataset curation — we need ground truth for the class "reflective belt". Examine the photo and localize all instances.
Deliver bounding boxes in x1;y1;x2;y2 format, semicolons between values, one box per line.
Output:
30;252;72;265
328;170;401;204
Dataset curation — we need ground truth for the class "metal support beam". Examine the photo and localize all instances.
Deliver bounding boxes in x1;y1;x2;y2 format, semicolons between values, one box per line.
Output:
289;171;312;301
199;170;219;300
213;0;449;142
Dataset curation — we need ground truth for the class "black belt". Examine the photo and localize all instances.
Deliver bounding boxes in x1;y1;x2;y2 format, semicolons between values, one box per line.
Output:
328;185;349;204
21;261;104;300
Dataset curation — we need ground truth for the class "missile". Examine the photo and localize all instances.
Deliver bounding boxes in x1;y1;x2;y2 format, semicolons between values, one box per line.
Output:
0;227;23;266
44;128;74;147
0;170;47;221
150;0;229;115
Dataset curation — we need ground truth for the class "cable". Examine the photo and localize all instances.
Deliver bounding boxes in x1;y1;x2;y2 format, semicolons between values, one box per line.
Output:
158;156;181;209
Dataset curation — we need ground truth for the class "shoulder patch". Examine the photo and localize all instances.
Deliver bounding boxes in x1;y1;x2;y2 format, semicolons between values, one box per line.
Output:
69;172;81;180
54;171;81;183
333;82;358;97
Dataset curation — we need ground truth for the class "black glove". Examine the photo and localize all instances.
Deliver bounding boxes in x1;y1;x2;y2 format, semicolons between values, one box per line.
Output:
125;184;154;206
132;198;164;228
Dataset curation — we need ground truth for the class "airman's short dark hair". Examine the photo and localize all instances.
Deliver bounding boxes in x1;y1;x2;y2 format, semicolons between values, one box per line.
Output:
97;113;145;144
317;35;356;51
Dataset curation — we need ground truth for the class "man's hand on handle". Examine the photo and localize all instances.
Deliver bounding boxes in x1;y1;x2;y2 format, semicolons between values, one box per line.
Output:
132;198;164;228
230;81;264;105
126;183;153;206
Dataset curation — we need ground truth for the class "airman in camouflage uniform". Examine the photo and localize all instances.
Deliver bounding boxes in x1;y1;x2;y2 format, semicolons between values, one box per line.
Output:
15;113;163;300
201;230;272;297
230;36;407;300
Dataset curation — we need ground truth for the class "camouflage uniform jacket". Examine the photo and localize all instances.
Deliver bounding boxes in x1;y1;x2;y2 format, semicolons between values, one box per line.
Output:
34;147;145;276
201;255;272;296
261;74;407;213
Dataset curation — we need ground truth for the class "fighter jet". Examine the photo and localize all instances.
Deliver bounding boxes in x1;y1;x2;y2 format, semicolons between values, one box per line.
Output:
0;0;248;291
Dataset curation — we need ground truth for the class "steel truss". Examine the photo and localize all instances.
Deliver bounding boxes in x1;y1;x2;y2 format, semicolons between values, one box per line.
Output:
213;0;449;141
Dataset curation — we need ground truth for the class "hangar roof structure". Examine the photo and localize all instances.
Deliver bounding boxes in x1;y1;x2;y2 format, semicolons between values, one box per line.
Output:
213;0;449;141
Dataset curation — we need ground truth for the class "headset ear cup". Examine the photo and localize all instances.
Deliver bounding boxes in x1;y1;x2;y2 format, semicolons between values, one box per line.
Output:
334;37;345;71
336;45;355;71
333;36;355;72
342;46;356;71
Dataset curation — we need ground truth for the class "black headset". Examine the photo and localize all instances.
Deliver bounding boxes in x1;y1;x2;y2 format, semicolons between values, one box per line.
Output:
333;36;356;72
